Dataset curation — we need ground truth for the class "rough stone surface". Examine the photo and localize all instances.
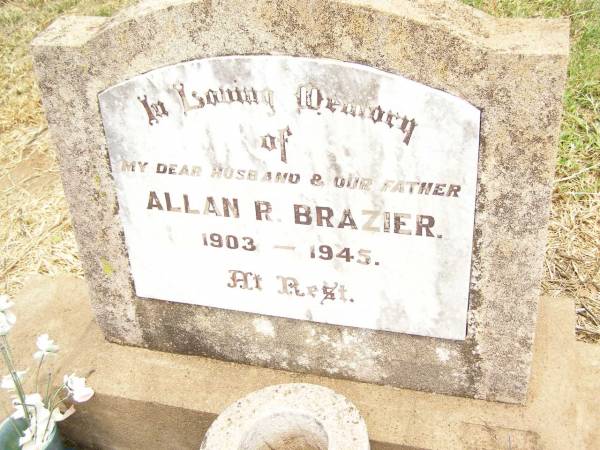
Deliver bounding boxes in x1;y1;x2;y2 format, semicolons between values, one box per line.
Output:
5;276;598;450
200;383;369;450
31;0;569;403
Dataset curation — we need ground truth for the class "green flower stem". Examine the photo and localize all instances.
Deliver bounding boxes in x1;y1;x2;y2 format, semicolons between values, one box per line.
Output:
42;384;73;442
46;385;66;417
42;392;69;443
34;354;45;395
44;371;52;405
31;403;38;438
0;335;30;423
41;419;52;444
49;394;69;414
16;402;41;442
37;382;66;443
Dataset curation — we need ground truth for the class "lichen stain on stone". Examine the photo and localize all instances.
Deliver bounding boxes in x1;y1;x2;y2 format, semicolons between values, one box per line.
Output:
296;354;310;367
461;335;484;397
254;350;272;362
100;257;114;276
252;317;275;337
319;334;331;343
324;366;340;375
258;1;350;56
341;331;359;345
436;347;451;362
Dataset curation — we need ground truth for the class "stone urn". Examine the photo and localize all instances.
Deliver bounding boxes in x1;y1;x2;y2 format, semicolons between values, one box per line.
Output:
200;383;370;450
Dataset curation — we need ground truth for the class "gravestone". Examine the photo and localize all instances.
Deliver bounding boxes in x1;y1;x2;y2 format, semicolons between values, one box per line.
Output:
32;0;569;403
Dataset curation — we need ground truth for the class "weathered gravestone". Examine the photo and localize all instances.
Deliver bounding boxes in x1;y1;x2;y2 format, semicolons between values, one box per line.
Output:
32;0;569;403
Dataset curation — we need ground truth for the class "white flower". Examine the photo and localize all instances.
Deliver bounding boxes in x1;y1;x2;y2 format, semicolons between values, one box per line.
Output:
12;394;71;449
0;370;27;390
0;294;14;311
20;429;46;450
0;312;15;335
16;399;60;450
33;334;59;360
0;295;16;335
64;374;94;403
18;426;34;448
51;404;75;422
11;392;44;420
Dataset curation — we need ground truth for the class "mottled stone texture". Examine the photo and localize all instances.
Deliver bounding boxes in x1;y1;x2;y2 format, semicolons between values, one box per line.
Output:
32;0;569;403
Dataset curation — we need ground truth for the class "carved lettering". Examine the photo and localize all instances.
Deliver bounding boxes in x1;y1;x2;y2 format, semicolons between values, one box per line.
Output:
138;95;168;125
173;82;273;113
296;84;417;145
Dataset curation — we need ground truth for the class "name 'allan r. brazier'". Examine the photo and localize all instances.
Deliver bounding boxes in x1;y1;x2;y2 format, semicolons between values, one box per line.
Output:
32;0;569;404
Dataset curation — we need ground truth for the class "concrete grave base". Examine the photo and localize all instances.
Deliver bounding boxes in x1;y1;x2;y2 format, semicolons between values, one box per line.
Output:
3;275;598;449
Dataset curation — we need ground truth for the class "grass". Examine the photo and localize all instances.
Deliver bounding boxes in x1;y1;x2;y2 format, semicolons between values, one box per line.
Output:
0;0;134;298
0;0;598;340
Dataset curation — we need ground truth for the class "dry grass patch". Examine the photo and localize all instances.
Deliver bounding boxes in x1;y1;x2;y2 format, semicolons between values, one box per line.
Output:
0;0;133;294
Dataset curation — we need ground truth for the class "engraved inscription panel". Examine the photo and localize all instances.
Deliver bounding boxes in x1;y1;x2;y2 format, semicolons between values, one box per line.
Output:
99;56;480;340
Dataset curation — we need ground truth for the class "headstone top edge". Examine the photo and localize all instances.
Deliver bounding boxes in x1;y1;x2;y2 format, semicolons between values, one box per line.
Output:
32;0;569;56
31;15;109;48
